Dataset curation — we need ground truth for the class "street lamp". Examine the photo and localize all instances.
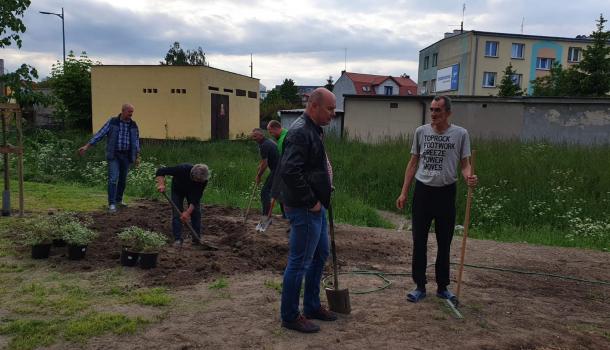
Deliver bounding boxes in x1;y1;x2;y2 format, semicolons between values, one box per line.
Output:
39;7;65;64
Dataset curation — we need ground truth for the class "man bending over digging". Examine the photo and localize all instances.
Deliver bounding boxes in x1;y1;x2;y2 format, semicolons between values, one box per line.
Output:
155;163;209;247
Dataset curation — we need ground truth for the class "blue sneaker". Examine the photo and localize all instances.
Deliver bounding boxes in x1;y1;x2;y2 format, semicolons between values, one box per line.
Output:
437;289;459;305
406;288;426;303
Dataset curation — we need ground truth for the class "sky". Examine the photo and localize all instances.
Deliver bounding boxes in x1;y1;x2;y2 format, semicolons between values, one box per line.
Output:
2;0;607;89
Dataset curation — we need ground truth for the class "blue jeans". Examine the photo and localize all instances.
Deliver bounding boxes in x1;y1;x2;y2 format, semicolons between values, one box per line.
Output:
108;152;131;205
281;207;329;322
171;191;202;242
261;173;273;216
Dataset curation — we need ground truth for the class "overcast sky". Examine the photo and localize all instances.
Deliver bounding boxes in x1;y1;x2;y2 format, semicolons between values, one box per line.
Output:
2;0;607;88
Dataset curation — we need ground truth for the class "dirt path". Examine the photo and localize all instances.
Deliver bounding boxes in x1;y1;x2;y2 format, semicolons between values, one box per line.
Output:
44;201;610;349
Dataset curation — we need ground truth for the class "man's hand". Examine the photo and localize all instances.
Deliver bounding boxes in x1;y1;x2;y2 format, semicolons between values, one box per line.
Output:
180;212;191;223
78;144;90;156
308;201;322;212
466;174;478;187
155;176;165;193
396;193;408;210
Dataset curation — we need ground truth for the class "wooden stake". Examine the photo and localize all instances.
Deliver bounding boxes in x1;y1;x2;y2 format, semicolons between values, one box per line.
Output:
15;110;24;216
456;150;476;300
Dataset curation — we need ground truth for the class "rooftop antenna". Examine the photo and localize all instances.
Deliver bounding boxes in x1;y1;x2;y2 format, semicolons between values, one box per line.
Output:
461;3;466;33
249;53;253;78
521;17;525;34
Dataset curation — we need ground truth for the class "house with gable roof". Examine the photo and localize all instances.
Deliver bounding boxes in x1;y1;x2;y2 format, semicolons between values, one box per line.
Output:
332;71;417;109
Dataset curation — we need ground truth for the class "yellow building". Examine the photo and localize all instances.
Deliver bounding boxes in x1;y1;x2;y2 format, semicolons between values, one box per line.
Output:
418;30;592;96
91;65;260;140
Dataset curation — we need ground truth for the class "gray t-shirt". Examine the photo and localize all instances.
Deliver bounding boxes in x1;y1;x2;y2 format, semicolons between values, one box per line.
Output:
411;124;471;187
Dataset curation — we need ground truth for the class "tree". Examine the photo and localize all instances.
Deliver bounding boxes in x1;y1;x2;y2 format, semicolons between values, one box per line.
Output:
160;42;208;66
0;64;49;108
497;63;523;96
324;76;334;91
530;61;584;97
278;78;300;105
49;51;100;129
0;0;31;48
575;14;610;96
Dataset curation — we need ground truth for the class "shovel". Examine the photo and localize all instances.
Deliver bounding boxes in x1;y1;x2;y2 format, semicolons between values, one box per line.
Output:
243;181;259;223
161;191;218;251
325;203;351;314
255;198;276;232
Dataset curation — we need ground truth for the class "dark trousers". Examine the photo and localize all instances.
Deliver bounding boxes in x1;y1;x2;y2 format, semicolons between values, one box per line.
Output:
261;173;273;216
171;191;202;242
411;180;456;290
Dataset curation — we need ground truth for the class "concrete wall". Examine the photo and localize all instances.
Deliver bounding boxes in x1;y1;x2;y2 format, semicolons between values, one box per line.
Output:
279;110;343;137
332;73;356;110
91;65;259;140
344;95;610;145
343;97;423;142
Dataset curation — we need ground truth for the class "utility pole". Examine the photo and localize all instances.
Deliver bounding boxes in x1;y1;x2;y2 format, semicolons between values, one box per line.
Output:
250;53;253;78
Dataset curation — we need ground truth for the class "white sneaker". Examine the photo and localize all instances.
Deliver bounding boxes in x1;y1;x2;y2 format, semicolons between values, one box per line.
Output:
108;204;117;213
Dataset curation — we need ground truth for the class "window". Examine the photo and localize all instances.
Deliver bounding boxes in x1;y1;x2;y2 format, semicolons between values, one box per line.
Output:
485;41;499;57
482;72;497;87
390;103;399;108
423;56;429;69
248;91;258;98
147;88;152;93
511;43;525;59
171;89;175;93
142;88;146;93
181;89;186;94
510;74;523;87
236;89;246;96
224;88;233;93
384;86;393;95
432;53;438;67
208;86;219;91
536;57;553;70
153;88;158;93
568;47;581;62
431;79;436;93
421;81;427;94
362;85;370;92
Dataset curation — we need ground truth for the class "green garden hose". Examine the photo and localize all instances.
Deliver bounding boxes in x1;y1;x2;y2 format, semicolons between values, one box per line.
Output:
322;262;610;295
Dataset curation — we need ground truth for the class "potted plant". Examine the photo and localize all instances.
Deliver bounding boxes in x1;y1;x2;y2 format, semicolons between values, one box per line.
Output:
61;221;98;260
47;212;92;247
117;226;145;267
137;229;167;269
21;217;55;259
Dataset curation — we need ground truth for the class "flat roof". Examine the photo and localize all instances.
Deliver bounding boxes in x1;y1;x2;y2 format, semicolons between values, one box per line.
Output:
344;94;610;104
93;64;259;81
419;30;597;52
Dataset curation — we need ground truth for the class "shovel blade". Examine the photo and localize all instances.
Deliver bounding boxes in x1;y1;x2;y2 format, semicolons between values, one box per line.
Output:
325;288;351;314
256;218;272;232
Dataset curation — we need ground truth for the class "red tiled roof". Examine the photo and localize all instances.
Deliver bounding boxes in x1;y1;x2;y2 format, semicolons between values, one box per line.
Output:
344;72;417;96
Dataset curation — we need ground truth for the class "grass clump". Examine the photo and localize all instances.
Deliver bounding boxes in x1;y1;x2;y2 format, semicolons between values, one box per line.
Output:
132;287;172;306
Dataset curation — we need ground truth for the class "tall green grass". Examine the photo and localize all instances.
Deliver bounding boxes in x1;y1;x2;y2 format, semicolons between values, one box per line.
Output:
4;129;609;249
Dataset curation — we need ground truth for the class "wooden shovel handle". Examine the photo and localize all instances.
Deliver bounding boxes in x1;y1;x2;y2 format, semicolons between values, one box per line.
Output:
456;150;476;300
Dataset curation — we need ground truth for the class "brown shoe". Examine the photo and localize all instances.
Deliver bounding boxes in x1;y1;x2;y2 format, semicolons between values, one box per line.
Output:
281;315;320;333
305;306;337;321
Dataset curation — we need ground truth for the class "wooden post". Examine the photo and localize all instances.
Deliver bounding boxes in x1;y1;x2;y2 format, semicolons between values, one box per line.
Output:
15;109;24;216
1;108;10;216
456;150;476;300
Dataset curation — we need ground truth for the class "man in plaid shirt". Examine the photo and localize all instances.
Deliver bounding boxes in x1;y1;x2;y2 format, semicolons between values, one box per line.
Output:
78;104;141;213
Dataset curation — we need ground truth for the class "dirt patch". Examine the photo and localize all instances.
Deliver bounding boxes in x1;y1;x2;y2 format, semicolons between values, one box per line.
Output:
16;200;610;349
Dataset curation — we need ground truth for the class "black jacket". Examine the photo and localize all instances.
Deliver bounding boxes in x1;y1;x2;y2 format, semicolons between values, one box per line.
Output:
279;114;331;209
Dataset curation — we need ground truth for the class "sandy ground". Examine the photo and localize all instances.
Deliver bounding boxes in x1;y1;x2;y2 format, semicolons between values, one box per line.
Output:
34;201;610;349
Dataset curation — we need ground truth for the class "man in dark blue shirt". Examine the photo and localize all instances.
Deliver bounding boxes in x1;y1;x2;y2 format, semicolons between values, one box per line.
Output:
78;104;140;213
251;128;279;217
155;163;209;246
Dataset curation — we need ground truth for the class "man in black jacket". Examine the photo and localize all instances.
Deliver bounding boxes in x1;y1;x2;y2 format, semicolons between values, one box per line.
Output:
155;163;209;246
279;88;337;333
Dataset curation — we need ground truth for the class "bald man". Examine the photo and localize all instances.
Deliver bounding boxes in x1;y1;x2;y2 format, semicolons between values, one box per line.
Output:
79;104;141;213
278;88;337;333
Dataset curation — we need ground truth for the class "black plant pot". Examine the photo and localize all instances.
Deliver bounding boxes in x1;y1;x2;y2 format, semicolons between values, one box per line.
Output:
52;239;67;247
120;249;140;267
67;244;87;260
139;252;158;269
31;243;52;259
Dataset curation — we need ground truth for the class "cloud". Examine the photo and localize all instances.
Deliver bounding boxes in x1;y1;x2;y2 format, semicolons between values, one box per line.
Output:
2;0;606;88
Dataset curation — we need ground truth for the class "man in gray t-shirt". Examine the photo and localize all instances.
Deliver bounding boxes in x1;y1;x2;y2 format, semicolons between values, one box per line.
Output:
396;95;478;305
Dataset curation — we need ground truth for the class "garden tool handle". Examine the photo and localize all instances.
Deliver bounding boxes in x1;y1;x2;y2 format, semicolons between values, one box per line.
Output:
161;191;202;242
328;203;340;290
243;180;258;223
456;150;476;300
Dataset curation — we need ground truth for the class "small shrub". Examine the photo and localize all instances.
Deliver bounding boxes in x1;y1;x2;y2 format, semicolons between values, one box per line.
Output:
117;226;145;251
62;222;98;246
18;217;55;245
